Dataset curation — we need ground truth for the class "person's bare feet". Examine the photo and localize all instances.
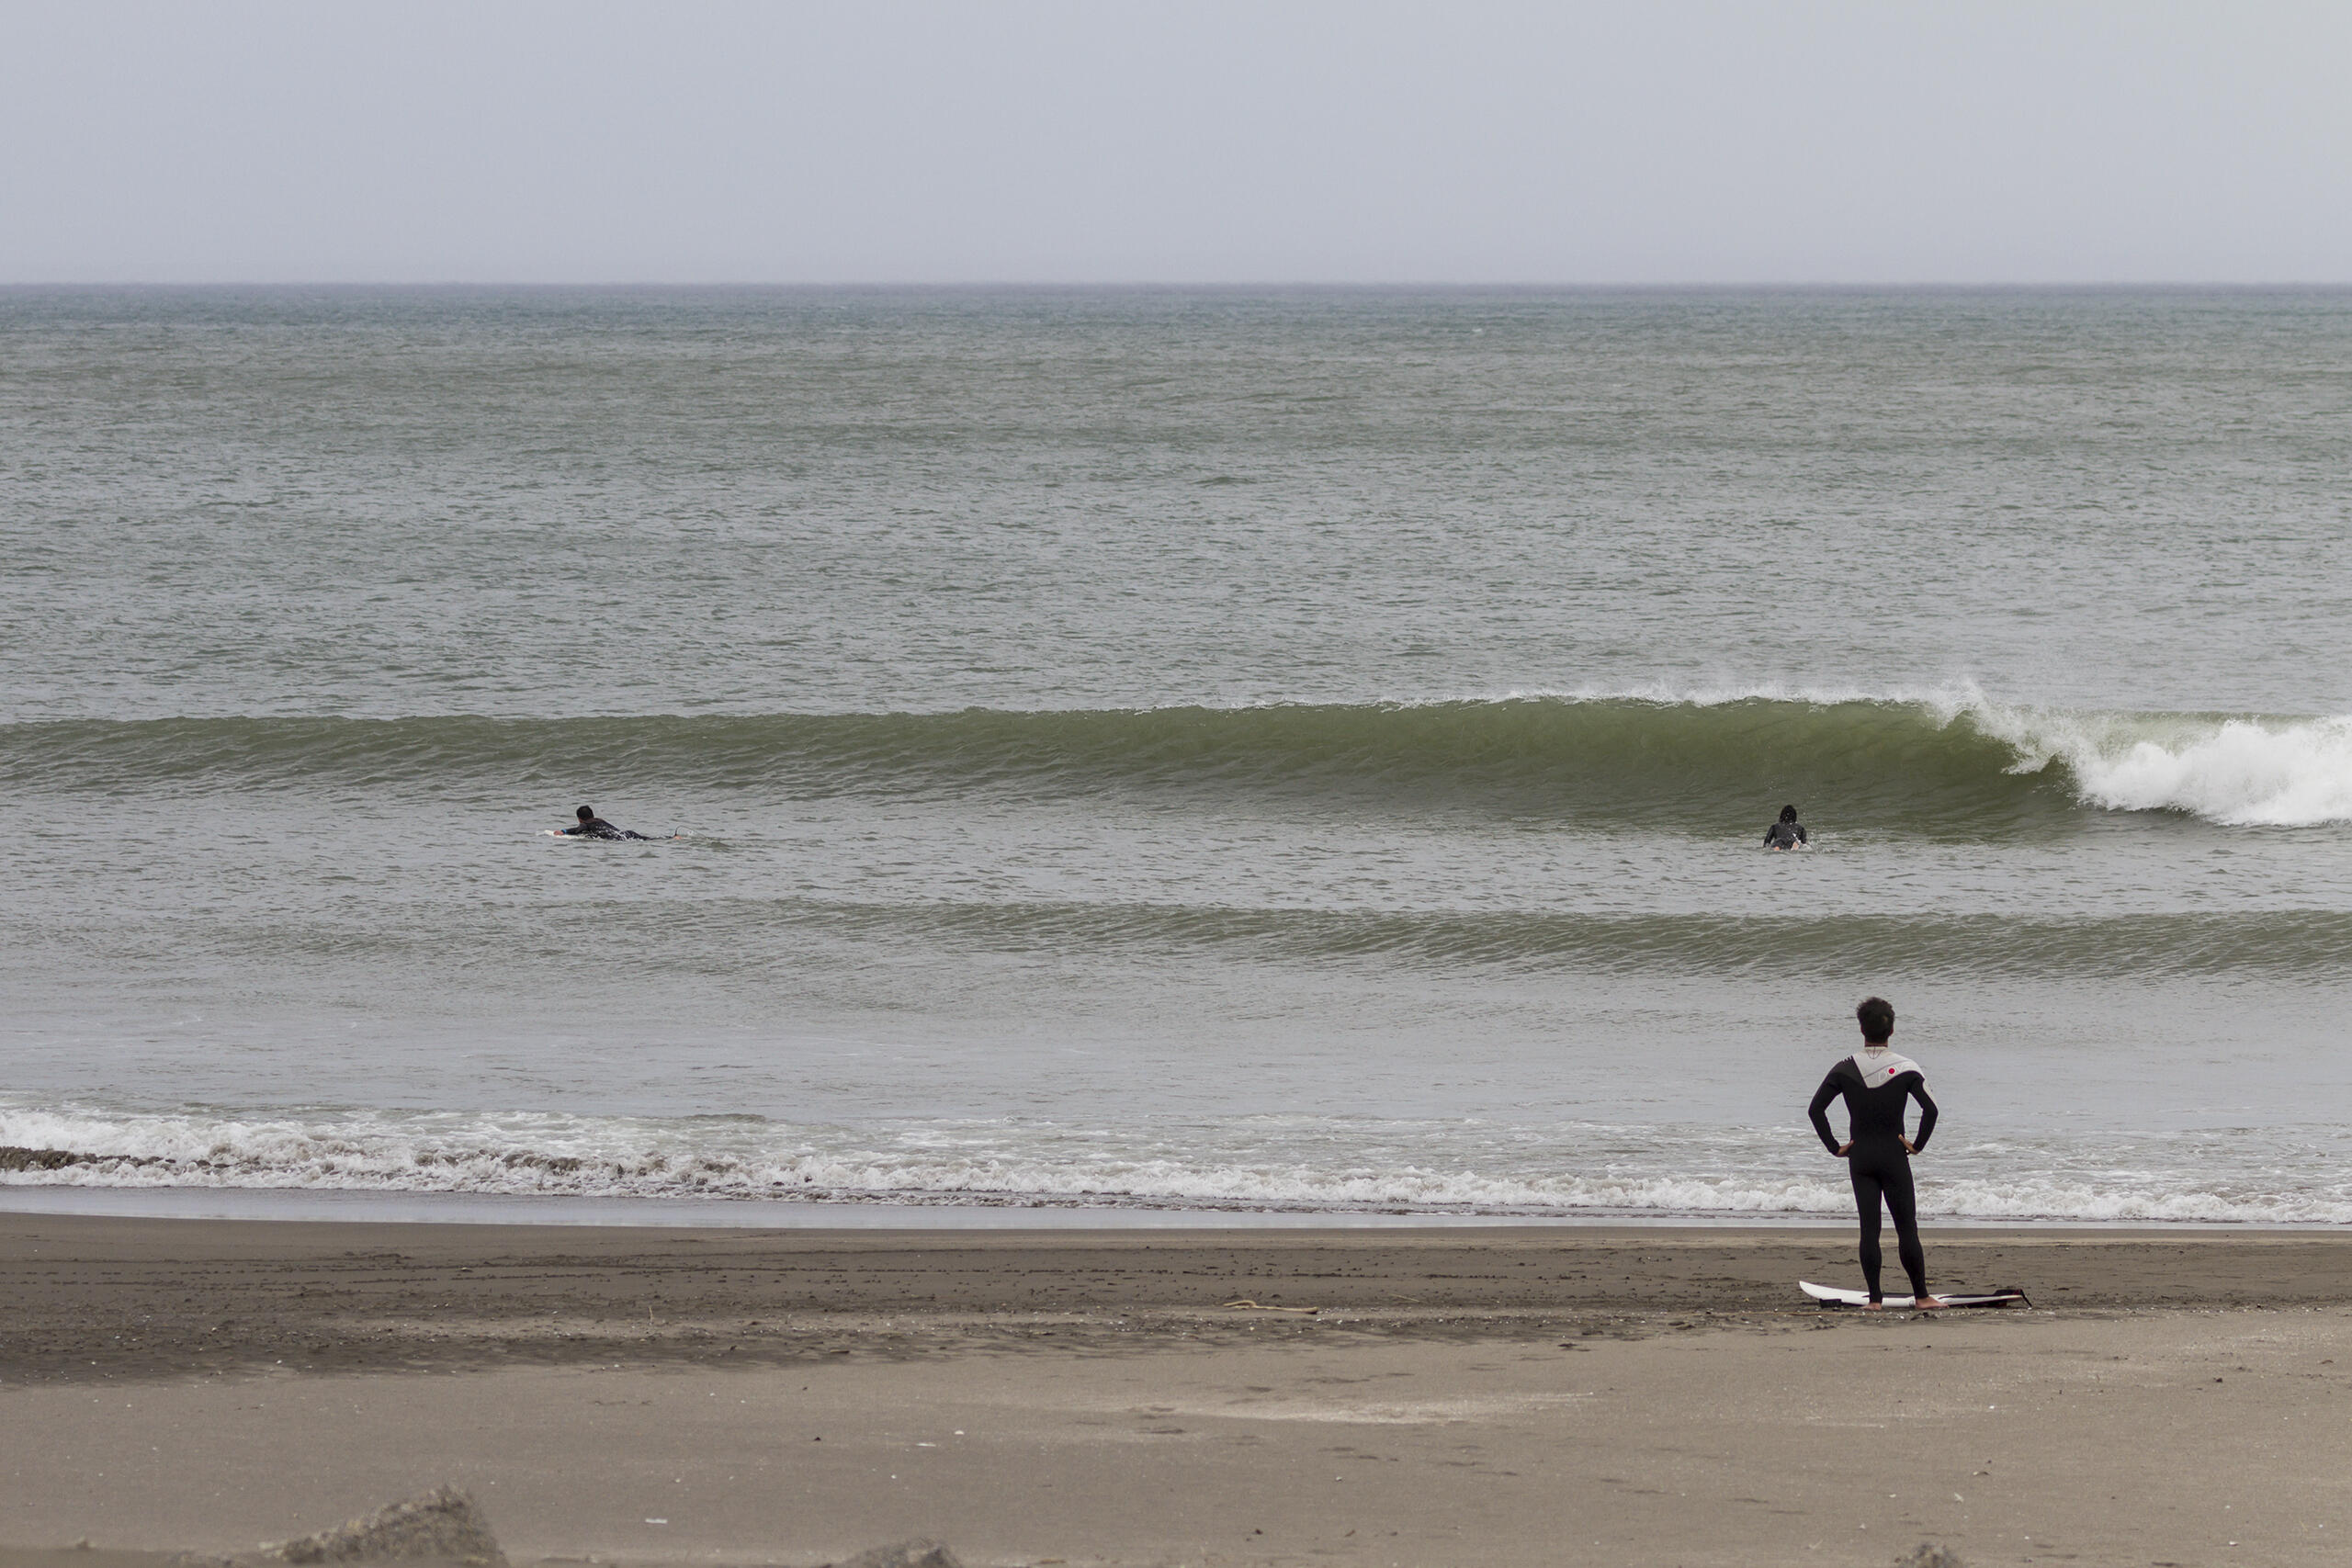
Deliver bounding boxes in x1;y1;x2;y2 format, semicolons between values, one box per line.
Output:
1915;1294;1946;1310
1862;1300;1884;1311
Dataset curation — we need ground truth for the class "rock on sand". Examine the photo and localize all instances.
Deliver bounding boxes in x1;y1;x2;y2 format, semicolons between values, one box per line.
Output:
261;1487;504;1568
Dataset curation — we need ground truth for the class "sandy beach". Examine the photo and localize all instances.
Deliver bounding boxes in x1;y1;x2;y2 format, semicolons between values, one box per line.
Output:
4;1215;2349;1567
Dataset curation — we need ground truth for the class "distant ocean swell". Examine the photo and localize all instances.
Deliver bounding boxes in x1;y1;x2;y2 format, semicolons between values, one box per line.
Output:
5;1105;2348;1225
10;693;2352;829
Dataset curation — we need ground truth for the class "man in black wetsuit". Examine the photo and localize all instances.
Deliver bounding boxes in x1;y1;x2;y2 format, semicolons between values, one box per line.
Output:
1764;804;1808;851
1808;996;1942;1309
558;805;652;840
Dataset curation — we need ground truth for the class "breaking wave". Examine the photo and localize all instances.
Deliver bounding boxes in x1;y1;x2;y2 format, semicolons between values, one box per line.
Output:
6;1104;2349;1226
8;688;2352;829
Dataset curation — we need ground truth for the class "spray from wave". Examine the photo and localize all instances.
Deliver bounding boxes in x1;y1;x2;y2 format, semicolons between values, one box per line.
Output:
1972;705;2352;827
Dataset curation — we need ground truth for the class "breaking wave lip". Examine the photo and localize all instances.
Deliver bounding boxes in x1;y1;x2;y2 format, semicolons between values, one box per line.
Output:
6;1107;2349;1226
8;683;2352;829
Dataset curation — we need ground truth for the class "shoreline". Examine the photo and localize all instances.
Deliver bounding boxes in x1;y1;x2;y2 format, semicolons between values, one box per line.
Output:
6;1184;2347;1232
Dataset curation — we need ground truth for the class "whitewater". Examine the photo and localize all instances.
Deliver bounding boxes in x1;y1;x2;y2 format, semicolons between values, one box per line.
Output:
6;285;2352;1225
10;1102;2352;1227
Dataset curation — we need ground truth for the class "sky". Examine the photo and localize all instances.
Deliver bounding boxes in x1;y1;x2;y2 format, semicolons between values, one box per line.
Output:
4;0;2347;284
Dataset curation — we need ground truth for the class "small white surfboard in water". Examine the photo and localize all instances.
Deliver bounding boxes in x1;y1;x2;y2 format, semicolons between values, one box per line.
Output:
540;829;683;841
1800;1280;2031;1309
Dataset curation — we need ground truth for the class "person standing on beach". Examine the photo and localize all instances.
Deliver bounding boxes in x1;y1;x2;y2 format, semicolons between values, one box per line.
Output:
1808;997;1943;1309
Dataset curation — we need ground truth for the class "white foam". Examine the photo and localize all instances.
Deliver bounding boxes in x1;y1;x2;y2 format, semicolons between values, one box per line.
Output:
6;1104;2350;1225
1996;712;2352;827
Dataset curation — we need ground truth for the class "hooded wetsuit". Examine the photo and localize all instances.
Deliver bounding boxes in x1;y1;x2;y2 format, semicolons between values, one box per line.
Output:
1808;1047;1938;1303
560;817;651;840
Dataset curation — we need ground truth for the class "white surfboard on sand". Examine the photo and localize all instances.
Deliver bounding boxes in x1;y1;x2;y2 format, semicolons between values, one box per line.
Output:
1800;1280;2030;1309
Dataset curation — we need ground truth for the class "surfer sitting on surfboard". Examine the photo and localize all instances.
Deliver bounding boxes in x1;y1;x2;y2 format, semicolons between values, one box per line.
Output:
1763;804;1808;851
557;805;655;841
1808;996;1943;1309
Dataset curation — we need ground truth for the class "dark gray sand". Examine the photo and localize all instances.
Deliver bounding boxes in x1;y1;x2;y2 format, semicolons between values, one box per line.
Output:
8;1214;2352;1381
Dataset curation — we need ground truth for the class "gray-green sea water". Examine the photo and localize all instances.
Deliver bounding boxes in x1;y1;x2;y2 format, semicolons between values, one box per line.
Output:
6;286;2351;1222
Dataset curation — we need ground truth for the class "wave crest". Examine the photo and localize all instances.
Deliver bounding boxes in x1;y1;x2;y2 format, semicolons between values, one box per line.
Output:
8;691;2352;829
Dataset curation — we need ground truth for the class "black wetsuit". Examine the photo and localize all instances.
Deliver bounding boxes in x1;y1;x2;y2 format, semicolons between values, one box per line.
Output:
1808;1053;1938;1303
1764;819;1808;850
560;817;651;840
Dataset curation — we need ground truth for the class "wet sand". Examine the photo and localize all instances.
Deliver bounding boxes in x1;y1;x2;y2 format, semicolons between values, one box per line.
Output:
4;1215;2351;1565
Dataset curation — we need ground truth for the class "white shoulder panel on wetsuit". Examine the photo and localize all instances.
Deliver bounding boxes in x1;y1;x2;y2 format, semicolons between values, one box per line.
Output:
1849;1047;1920;1090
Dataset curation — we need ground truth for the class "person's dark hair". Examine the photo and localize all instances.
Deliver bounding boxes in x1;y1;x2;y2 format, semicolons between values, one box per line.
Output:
576;806;595;822
1780;805;1800;824
1856;996;1894;1043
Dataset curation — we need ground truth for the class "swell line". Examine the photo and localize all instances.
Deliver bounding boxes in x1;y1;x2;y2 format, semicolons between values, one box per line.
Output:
6;694;2352;829
38;898;2352;980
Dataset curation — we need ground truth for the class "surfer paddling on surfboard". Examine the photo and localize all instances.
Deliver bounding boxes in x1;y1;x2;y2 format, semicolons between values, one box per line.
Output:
556;805;660;841
1808;996;1942;1309
1763;804;1808;851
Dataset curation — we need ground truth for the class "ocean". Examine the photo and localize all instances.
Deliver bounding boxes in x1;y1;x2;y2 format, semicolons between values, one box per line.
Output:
6;284;2351;1225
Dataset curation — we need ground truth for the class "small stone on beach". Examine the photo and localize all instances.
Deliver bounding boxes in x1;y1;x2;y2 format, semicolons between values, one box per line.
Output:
833;1541;961;1568
261;1485;505;1567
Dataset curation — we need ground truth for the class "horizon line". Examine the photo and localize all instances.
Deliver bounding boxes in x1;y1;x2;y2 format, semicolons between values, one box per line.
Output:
6;277;2352;292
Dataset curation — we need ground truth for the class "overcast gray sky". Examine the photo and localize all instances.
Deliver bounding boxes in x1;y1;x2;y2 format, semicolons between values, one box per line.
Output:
4;1;2346;283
